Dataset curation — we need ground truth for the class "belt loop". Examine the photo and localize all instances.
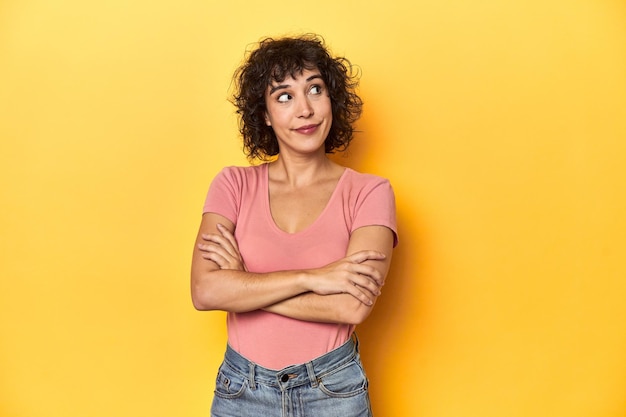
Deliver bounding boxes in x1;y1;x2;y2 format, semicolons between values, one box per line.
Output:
306;362;318;388
352;332;360;354
248;362;257;390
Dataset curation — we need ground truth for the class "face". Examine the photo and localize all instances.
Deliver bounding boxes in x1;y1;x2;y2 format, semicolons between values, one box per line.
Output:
264;68;332;157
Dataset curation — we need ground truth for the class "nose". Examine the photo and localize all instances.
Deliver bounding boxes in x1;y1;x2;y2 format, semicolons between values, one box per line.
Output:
297;97;314;118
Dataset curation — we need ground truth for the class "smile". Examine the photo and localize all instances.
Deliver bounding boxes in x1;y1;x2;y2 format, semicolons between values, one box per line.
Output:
294;124;320;135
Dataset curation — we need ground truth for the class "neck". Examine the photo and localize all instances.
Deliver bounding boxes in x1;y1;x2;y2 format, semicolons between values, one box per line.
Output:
269;153;339;188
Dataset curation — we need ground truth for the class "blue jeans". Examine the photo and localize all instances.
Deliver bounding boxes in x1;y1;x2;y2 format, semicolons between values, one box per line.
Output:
211;334;373;417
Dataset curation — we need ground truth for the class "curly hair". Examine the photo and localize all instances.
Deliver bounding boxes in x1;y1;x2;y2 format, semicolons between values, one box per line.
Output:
232;34;363;160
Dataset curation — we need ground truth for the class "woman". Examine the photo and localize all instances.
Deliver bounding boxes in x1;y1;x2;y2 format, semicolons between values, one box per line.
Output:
191;34;398;417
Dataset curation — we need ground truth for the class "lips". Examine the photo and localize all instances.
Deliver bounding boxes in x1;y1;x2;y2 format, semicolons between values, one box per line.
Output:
294;124;320;135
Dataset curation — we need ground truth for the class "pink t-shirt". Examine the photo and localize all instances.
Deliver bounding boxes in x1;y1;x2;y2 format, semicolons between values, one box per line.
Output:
203;163;397;369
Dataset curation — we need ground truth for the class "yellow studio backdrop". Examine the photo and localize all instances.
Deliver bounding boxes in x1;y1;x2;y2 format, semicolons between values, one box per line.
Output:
1;0;625;416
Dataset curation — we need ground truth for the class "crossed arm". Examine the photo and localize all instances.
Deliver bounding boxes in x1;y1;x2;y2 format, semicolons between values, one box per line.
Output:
190;212;394;325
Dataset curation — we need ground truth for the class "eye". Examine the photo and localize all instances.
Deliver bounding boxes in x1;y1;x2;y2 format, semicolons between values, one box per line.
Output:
309;85;323;95
277;93;291;103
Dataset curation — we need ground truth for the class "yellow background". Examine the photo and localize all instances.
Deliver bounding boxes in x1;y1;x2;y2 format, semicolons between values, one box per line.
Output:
1;0;625;416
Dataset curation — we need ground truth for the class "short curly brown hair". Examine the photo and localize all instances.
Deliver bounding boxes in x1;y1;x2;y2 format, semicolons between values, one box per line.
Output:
232;34;363;160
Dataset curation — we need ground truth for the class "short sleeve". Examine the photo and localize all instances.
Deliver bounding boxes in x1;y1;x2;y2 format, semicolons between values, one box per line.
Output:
202;167;242;224
351;178;399;247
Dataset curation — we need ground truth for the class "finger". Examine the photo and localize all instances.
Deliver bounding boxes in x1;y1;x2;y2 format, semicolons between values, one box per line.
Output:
352;275;382;296
345;284;375;306
218;233;241;257
202;250;243;270
200;233;224;247
200;251;228;268
197;242;217;252
217;224;241;251
346;250;386;264
197;241;230;254
198;243;236;263
201;233;238;258
350;263;384;286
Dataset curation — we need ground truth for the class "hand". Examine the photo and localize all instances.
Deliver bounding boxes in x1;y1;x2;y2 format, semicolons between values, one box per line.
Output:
306;250;386;306
197;224;247;271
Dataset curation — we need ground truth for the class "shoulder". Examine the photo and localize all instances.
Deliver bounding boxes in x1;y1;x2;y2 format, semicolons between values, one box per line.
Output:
207;164;267;199
218;163;266;177
342;168;394;194
204;164;268;216
214;163;267;185
339;168;398;246
337;168;396;211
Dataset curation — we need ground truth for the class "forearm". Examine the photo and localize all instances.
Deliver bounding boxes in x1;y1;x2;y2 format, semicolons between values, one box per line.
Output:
263;291;376;325
191;268;309;312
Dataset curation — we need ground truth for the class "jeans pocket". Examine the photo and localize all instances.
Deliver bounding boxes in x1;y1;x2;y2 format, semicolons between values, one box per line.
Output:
213;363;249;399
317;360;369;398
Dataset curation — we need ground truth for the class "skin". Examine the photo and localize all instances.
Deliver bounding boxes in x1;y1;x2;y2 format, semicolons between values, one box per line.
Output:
190;68;394;325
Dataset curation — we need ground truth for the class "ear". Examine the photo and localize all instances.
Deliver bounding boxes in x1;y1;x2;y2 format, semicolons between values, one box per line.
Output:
264;113;271;126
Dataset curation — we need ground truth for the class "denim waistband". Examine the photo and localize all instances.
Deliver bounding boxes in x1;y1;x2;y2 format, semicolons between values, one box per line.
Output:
221;334;360;391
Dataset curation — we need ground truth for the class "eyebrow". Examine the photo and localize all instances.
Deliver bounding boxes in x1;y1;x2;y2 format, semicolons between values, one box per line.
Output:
269;74;323;94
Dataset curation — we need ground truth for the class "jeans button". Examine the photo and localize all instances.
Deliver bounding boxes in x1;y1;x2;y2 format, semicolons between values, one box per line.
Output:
281;374;289;382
